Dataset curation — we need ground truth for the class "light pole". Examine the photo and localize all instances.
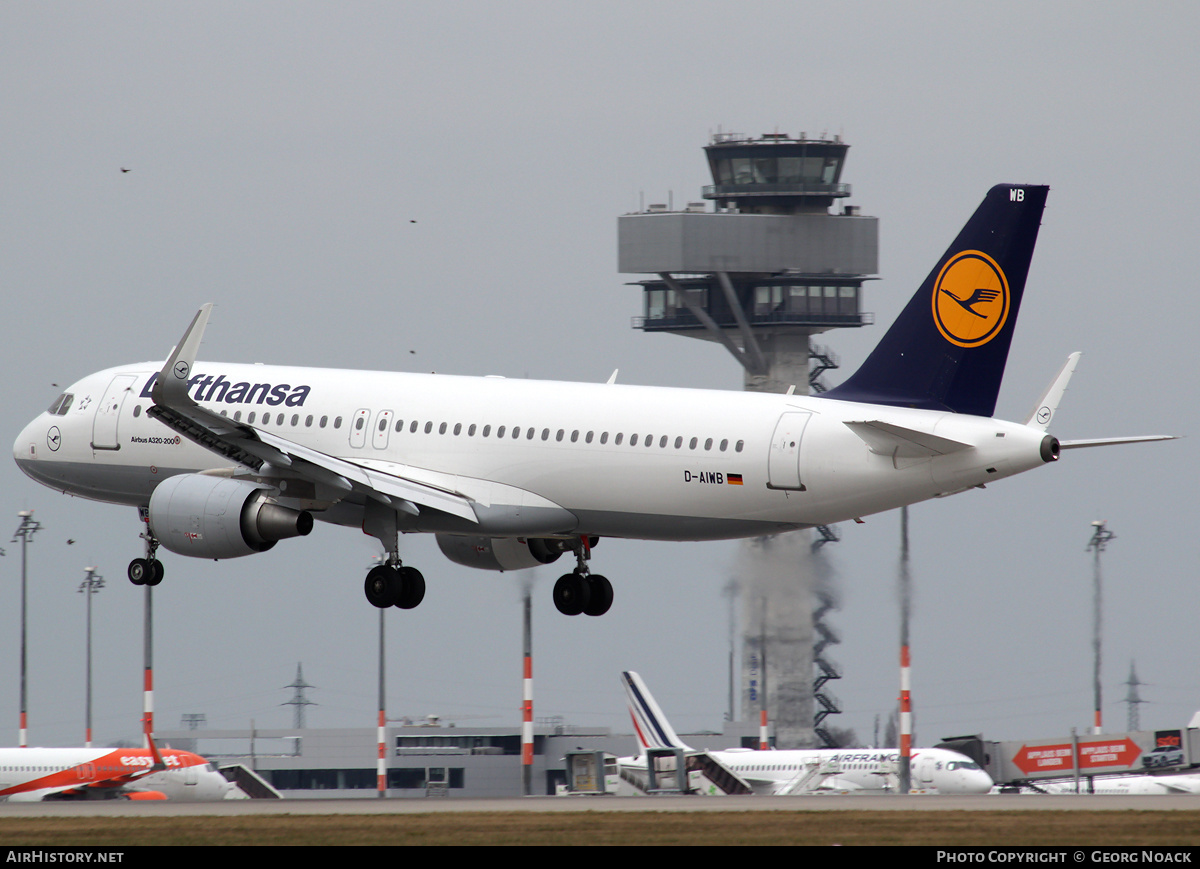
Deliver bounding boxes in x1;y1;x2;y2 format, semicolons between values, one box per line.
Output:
78;567;105;747
1086;521;1116;735
12;511;42;747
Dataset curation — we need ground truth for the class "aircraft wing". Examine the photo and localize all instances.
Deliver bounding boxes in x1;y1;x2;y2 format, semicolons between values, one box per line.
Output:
146;305;478;524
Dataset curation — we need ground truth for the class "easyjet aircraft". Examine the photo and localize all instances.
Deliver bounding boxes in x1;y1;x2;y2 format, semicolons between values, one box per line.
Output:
13;185;1172;616
0;739;234;801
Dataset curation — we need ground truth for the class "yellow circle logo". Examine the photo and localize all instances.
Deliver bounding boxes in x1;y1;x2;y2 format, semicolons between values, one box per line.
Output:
931;250;1010;348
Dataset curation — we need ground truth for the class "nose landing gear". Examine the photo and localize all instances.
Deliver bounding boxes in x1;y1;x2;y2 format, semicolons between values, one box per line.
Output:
128;508;164;586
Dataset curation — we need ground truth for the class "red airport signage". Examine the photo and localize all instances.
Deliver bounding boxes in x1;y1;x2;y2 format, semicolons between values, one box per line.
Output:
1011;738;1142;776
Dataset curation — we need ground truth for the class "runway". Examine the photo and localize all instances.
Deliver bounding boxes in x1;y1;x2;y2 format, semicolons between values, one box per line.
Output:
4;793;1200;817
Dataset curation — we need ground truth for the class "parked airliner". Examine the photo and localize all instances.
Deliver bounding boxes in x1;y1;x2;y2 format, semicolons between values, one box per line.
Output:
999;775;1200;796
620;671;992;795
13;185;1172;615
0;740;235;801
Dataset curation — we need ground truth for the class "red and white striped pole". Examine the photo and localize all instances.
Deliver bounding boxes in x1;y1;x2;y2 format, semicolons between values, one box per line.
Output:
142;585;154;747
897;505;913;793
521;585;533;795
377;607;387;798
899;644;912;790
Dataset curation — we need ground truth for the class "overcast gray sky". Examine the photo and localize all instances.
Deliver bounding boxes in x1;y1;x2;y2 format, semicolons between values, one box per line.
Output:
1;1;1196;753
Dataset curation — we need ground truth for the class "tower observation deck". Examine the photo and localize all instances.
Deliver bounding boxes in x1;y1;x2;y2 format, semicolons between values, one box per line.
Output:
619;132;880;747
621;132;878;394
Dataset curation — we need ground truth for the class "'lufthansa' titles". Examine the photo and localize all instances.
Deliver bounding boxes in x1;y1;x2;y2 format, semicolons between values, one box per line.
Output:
141;372;311;407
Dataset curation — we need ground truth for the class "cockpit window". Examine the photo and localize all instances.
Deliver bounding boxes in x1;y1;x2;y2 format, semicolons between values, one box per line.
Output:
47;393;74;415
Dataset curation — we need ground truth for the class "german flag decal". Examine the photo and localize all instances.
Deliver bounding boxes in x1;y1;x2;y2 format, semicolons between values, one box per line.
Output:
727;474;743;485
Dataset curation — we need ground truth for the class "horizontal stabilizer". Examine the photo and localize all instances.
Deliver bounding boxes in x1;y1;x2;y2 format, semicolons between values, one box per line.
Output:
844;420;973;458
1059;435;1178;450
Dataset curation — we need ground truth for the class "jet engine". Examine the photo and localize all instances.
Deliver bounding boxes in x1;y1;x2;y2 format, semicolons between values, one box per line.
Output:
436;534;567;571
148;474;313;559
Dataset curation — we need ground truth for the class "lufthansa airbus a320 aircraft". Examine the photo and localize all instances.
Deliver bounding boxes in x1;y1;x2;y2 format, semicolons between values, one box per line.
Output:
13;185;1172;616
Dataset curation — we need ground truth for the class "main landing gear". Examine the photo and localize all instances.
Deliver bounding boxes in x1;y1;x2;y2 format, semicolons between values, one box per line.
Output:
552;537;612;617
364;558;426;610
128;508;164;587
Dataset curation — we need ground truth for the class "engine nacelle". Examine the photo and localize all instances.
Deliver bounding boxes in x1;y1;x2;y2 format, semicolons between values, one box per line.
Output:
149;474;313;559
436;534;566;572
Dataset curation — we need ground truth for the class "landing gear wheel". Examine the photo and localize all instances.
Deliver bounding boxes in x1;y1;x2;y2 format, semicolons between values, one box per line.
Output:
553;572;591;616
395;566;425;610
128;558;150;586
146;560;164;587
583;574;612;617
364;565;395;608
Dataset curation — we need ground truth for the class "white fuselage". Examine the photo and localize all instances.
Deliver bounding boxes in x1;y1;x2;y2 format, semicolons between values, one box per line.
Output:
14;361;1053;542
618;746;993;795
716;746;993;795
1004;775;1200;796
0;746;235;801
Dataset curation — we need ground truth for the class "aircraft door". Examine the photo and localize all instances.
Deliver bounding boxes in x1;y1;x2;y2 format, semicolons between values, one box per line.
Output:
91;374;139;451
372;410;394;450
348;408;370;449
767;411;811;491
915;755;936;789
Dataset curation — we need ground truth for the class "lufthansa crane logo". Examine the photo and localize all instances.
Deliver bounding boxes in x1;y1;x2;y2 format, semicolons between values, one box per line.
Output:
931;250;1010;348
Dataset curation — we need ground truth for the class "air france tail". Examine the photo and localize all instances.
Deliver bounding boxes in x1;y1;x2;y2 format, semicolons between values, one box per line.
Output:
622;671;692;753
827;184;1048;417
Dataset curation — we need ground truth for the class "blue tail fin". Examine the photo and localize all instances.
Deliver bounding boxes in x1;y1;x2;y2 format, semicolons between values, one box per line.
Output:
825;184;1048;417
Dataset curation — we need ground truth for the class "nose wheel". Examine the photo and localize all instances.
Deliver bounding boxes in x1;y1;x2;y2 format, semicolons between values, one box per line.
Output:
129;509;164;586
128;558;164;586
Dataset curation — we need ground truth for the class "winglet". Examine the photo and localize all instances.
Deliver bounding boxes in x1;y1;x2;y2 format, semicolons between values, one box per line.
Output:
622;671;692;753
1025;352;1081;430
151;304;213;407
144;733;168;775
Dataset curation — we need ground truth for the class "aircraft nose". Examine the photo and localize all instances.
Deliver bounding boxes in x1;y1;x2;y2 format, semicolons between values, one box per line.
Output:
967;770;994;794
13;416;43;468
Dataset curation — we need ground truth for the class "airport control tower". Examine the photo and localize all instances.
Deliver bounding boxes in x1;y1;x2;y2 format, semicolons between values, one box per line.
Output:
619;132;879;748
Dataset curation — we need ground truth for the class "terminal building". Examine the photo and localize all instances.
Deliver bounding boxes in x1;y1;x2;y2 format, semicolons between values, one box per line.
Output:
161;717;1200;798
158;719;766;799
